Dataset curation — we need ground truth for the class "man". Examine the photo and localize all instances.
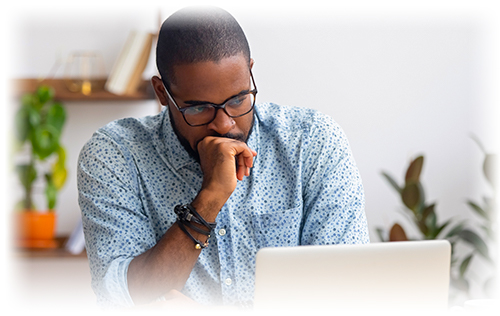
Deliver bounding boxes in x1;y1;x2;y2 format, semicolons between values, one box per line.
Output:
78;6;369;309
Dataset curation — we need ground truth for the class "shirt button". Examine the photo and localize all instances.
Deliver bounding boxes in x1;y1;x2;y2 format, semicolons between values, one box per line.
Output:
218;228;226;236
224;278;232;286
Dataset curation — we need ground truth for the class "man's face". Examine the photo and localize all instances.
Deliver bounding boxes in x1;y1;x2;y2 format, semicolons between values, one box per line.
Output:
166;54;255;161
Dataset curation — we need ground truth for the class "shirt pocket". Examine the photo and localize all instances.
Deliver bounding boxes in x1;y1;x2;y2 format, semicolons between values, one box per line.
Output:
251;206;302;249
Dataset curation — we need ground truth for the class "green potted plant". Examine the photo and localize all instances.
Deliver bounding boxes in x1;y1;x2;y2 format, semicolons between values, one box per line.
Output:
13;85;67;248
377;155;492;302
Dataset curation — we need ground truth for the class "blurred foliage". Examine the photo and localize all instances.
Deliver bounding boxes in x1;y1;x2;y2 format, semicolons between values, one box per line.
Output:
377;150;497;297
13;85;68;211
465;135;498;296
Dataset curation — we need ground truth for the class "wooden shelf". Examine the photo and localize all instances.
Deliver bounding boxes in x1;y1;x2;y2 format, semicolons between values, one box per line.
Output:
12;78;156;101
13;236;87;258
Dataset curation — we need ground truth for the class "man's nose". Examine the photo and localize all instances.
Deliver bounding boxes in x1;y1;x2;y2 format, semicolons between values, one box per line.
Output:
207;107;234;134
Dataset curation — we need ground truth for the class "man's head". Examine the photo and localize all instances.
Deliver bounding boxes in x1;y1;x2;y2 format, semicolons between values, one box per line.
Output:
152;6;255;161
156;6;251;88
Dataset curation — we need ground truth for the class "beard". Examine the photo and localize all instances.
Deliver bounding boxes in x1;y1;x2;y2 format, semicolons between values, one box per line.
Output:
168;108;254;163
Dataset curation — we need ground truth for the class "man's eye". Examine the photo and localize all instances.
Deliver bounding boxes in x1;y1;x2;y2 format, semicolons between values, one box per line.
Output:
227;95;246;107
185;105;210;115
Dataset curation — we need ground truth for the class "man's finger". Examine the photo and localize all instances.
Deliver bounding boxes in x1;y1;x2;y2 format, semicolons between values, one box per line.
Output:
236;154;246;181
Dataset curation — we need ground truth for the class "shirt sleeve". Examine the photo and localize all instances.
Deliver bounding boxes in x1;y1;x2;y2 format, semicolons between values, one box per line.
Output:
300;112;370;245
77;130;157;308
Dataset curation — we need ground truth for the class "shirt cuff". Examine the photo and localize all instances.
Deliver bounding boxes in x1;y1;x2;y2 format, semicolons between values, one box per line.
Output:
100;256;135;308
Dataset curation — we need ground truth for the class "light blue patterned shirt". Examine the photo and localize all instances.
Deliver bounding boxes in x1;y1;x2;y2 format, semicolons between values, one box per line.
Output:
77;102;369;308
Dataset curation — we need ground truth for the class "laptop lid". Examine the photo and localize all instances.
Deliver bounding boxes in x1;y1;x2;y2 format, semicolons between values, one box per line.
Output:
254;240;451;312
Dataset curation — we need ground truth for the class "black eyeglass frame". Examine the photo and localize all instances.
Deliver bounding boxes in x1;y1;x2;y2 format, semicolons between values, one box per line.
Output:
163;69;258;127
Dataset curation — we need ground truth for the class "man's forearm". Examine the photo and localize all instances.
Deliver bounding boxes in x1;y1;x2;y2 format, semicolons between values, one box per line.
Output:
127;222;203;304
126;189;226;305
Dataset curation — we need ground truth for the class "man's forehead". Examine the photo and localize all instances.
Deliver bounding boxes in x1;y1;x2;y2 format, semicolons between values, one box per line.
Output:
169;55;250;103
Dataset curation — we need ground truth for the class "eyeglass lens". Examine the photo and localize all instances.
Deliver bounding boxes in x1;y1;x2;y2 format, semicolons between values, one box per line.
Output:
183;92;256;126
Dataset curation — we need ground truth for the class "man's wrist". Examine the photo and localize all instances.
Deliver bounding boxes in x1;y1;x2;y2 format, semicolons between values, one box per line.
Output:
191;189;229;222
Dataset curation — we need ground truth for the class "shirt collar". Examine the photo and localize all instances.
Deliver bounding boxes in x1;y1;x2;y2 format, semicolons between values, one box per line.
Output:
159;107;261;171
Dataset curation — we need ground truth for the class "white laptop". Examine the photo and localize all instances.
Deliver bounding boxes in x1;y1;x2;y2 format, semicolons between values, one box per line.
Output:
254;240;451;312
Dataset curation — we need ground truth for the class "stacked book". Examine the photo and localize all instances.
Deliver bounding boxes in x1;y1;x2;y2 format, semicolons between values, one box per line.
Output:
105;31;154;95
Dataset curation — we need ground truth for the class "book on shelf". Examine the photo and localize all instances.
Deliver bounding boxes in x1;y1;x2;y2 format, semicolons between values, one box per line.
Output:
105;31;154;95
65;219;85;255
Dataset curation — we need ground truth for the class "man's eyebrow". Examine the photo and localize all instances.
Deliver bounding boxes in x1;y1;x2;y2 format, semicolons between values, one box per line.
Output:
183;89;251;106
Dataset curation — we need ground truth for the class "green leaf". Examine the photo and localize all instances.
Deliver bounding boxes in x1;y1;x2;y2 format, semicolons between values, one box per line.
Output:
483;154;497;189
415;204;434;236
480;224;493;240
36;85;54;105
416;219;429;237
434;218;452;239
459;254;473;277
55;145;67;167
402;182;421;212
14;105;31;143
424;208;438;239
405;156;424;184
16;164;37;191
31;124;60;160
27;104;41;128
459;229;489;260
381;172;402;194
21;93;35;108
417;182;426;210
467;200;489;220
445;221;465;238
421;204;435;222
45;173;57;210
46;102;66;134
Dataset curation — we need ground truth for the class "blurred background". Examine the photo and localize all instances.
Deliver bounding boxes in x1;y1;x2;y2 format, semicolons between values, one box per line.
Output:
2;0;499;312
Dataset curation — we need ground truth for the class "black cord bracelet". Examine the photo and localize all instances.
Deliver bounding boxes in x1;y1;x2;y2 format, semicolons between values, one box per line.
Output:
174;204;204;226
174;204;216;231
177;219;209;250
183;220;211;236
174;203;216;249
185;204;217;231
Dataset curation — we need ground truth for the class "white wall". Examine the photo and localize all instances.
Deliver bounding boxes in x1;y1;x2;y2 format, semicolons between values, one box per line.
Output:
7;1;498;257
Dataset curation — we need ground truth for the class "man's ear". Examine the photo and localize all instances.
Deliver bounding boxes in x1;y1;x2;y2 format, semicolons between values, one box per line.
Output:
250;58;254;70
151;76;169;106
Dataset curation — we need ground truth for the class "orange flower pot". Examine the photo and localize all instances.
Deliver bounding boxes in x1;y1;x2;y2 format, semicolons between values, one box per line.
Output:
15;211;57;248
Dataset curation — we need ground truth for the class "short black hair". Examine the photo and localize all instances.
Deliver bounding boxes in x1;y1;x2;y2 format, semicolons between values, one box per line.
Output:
156;6;251;87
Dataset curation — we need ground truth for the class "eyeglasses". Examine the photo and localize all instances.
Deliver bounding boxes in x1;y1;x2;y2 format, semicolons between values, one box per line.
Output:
164;70;258;127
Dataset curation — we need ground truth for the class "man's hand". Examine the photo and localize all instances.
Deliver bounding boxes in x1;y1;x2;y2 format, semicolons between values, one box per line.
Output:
195;136;257;215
